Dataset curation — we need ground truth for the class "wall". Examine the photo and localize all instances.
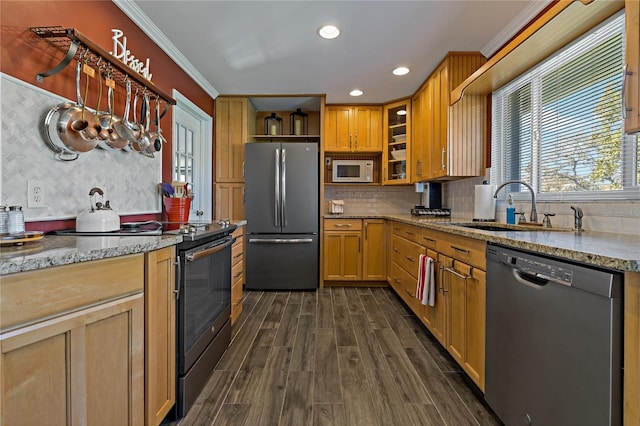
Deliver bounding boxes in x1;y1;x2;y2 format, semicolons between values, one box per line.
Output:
325;177;640;236
445;176;640;236
0;0;215;230
324;186;419;215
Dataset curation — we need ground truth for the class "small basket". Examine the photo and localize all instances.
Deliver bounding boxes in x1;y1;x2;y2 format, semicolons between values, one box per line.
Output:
164;197;191;223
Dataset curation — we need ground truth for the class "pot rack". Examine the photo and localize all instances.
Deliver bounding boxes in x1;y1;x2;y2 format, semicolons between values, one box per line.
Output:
30;26;176;106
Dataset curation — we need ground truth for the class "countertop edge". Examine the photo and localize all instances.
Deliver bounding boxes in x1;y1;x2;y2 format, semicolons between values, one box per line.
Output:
324;214;640;272
0;235;183;276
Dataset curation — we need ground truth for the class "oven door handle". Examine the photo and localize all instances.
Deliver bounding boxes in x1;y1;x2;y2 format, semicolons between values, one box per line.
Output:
174;258;182;299
185;238;233;262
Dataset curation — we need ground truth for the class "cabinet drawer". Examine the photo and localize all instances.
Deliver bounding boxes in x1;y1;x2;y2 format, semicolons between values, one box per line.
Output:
390;261;423;314
391;235;425;278
231;226;244;239
390;221;422;244
232;239;244;266
439;233;486;270
231;280;243;324
324;218;362;231
421;228;447;251
232;261;244;285
1;254;144;331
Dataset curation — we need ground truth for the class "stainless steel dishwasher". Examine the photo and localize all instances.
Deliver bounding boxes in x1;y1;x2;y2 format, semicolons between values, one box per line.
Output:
485;243;623;426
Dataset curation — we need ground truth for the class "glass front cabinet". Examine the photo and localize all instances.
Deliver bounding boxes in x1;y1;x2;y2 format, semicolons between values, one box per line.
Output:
383;99;411;184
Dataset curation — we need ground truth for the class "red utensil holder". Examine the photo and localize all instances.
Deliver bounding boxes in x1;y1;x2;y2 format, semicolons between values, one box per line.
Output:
164;197;191;223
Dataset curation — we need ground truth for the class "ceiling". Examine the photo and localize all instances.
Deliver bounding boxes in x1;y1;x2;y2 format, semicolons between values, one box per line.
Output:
123;1;544;111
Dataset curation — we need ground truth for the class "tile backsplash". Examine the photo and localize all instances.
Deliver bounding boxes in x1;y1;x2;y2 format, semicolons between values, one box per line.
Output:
324;186;419;215
1;74;162;222
325;176;640;236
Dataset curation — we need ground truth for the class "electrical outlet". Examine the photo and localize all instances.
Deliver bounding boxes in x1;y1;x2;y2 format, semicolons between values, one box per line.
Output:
28;180;46;208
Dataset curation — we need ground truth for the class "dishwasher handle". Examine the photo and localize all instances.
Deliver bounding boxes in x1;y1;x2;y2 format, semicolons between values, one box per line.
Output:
512;268;551;288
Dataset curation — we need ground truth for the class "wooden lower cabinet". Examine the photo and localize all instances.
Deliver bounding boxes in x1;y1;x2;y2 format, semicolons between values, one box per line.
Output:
324;218;388;284
145;247;176;426
442;255;485;388
362;219;386;280
1;294;144;426
323;231;362;280
387;221;486;391
231;226;245;324
419;249;446;345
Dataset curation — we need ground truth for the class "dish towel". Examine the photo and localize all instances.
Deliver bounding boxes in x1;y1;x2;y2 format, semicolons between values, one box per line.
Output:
416;254;435;306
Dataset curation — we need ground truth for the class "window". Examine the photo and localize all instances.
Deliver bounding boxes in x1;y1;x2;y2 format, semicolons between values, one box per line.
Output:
491;12;639;200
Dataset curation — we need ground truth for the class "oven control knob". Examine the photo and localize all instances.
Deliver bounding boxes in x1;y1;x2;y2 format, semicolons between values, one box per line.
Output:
217;219;230;227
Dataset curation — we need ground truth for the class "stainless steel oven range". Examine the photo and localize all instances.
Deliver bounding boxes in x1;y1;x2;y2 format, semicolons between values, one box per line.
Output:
165;222;236;419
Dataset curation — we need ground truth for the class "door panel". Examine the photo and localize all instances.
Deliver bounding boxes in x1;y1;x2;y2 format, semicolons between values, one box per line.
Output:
244;143;279;234
245;234;318;290
281;143;318;233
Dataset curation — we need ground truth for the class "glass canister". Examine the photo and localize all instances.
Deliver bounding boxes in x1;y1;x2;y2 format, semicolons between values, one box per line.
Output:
8;205;25;234
0;206;8;234
289;108;308;135
264;113;283;136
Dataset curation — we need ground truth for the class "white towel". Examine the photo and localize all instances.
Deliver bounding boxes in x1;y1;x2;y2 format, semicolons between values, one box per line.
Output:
416;254;427;300
423;257;435;307
416;255;435;306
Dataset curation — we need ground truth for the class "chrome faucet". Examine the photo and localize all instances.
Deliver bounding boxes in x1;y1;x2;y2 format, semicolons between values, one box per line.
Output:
570;205;583;232
493;180;538;223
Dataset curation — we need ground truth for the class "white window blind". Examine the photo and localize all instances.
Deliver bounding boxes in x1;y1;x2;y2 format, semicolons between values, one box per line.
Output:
491;12;639;200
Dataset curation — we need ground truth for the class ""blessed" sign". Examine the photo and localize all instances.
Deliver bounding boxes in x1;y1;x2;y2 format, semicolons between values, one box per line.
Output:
110;29;153;81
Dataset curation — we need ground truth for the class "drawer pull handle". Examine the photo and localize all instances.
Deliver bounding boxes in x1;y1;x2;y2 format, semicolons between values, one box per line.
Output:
445;267;469;280
334;223;352;228
233;253;243;259
233;301;242;307
450;245;470;254
405;256;415;262
423;237;436;243
393;277;400;283
405;231;415;236
393;248;400;253
233;272;243;279
405;289;412;296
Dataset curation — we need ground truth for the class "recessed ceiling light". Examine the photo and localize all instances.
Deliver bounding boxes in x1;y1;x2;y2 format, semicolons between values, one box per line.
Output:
393;66;410;76
349;89;363;97
318;25;340;39
397;110;407;116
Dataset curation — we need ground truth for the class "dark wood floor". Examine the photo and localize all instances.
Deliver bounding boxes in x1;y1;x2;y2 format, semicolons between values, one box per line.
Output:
176;287;502;426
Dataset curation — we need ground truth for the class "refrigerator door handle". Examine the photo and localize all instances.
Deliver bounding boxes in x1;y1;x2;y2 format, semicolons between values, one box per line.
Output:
274;148;281;227
281;148;287;227
248;238;314;244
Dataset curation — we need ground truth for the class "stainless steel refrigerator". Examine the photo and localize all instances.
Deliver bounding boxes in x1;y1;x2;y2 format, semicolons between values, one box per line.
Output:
244;142;319;290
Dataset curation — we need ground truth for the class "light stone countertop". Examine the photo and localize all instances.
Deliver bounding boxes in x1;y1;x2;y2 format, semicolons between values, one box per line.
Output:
0;234;183;276
325;214;640;272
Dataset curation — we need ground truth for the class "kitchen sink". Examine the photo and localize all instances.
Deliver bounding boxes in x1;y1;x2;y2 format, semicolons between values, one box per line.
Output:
448;222;569;232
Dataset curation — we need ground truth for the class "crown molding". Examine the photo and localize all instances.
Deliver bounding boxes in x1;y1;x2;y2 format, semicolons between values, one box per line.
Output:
112;0;219;99
481;0;553;58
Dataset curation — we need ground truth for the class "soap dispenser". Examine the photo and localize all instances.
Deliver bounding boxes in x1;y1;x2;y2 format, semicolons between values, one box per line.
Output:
506;195;516;224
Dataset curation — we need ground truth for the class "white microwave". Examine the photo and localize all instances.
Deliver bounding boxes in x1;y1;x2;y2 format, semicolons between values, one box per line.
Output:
332;159;373;183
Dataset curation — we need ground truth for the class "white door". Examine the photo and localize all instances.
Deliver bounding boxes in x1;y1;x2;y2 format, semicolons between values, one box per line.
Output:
172;90;213;222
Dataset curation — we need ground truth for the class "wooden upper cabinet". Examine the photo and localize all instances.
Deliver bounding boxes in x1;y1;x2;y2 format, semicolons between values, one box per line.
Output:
625;0;640;134
383;99;411;184
324;105;382;152
411;84;427;182
427;52;487;180
215;97;249;182
353;106;383;151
